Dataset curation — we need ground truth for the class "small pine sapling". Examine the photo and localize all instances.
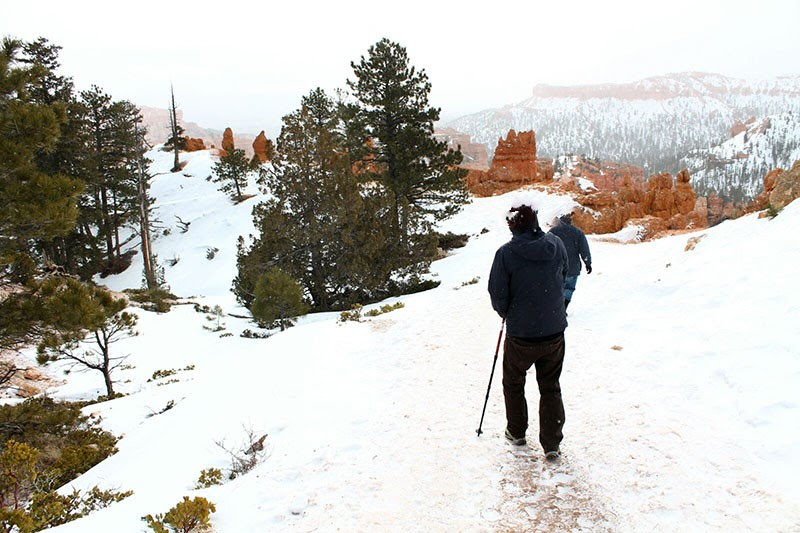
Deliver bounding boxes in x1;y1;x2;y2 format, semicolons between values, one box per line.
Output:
251;268;308;331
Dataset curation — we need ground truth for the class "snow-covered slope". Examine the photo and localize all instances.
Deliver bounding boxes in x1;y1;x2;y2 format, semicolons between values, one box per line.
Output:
684;112;800;202
447;72;800;201
99;148;262;309
42;149;800;531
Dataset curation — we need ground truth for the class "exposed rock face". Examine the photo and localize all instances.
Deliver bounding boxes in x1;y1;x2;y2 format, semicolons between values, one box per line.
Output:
221;127;235;154
562;157;645;191
747;161;800;215
465;130;549;196
729;117;756;138
491;129;538;182
184;137;206;152
252;131;273;163
570;168;708;235
769;160;800;210
434;128;489;170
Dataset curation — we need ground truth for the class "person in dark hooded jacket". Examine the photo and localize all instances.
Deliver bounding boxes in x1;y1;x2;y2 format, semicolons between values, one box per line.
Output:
488;204;568;461
548;213;591;309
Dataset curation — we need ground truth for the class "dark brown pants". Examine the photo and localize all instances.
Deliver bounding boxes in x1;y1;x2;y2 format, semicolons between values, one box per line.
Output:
502;333;565;453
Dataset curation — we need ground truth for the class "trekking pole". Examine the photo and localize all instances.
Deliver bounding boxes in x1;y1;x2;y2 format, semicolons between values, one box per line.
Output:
476;319;505;436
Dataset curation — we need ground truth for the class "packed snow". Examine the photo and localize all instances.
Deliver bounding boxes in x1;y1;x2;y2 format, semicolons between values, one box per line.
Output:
31;149;800;531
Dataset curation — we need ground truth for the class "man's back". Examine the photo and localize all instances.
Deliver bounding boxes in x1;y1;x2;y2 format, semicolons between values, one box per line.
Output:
549;221;591;277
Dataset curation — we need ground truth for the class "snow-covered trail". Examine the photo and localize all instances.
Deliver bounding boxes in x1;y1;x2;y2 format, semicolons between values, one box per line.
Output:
45;150;800;531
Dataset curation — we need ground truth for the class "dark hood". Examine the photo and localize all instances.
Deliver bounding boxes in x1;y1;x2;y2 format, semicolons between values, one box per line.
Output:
507;230;558;262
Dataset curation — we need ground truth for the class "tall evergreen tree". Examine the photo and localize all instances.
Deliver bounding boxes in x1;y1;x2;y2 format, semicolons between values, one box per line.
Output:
0;37;82;282
79;86;144;273
234;88;396;311
347;38;469;249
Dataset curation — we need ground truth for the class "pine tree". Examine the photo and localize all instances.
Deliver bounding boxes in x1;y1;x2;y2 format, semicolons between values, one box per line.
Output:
234;88;396;312
251;268;308;330
212;148;252;201
347;39;469;250
79;86;144;273
0;37;82;282
33;278;137;397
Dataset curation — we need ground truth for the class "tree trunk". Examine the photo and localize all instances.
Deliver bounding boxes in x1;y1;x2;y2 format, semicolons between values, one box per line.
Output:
99;186;114;265
170;85;180;172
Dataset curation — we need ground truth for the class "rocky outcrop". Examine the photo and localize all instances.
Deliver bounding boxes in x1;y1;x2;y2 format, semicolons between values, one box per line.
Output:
221;127;235;155
570;168;708;235
747;160;800;214
767;160;800;210
252;131;273;163
184;137;206;152
434;128;489;170
465;130;551;196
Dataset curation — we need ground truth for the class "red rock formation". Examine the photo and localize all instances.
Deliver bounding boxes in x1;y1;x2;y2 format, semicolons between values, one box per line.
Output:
221;127;235;155
252;131;273;163
571;168;707;235
729;117;756;138
184;137;206;152
464;130;550;196
768;160;800;210
491;129;537;182
536;159;554;182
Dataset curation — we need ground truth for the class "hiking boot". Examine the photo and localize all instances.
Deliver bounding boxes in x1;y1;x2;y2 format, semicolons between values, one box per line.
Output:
544;449;561;463
504;428;526;446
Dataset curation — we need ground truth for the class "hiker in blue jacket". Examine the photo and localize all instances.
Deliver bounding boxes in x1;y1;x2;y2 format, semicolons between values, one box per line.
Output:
548;213;592;309
488;204;568;461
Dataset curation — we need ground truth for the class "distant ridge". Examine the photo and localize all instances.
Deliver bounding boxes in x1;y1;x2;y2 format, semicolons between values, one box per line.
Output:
447;72;800;202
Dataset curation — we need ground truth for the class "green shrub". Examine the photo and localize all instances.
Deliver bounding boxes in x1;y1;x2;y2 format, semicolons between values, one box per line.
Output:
435;231;469;251
27;486;132;530
125;288;178;313
149;365;195;382
765;203;782;219
0;398;118;489
251;268;308;331
0;440;131;531
143;496;216;533
455;276;480;289
339;304;363;323
364;302;405;317
195;468;223;489
240;329;271;339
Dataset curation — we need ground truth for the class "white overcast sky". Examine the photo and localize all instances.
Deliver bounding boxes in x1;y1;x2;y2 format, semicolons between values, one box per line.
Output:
4;0;799;138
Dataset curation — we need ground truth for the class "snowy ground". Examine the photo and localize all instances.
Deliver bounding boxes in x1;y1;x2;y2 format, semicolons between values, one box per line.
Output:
34;150;800;531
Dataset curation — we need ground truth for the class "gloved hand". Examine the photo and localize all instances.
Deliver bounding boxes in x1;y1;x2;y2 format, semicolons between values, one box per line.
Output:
585;263;592;274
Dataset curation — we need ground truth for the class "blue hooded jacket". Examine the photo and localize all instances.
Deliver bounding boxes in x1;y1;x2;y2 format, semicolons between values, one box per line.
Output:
488;229;569;338
549;219;591;277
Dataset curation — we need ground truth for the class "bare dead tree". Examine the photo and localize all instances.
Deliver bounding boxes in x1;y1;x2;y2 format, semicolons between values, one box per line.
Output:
168;84;182;172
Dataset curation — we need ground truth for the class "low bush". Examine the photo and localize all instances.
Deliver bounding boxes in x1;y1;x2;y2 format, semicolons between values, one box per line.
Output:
0;439;131;531
195;468;223;489
435;231;469;251
364;302;405;317
0;398;118;489
143;496;216;533
125;288;178;313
